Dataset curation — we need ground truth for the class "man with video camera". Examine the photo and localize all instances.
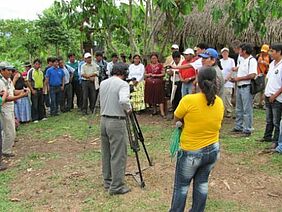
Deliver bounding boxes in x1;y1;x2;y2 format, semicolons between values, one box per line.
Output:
100;62;132;195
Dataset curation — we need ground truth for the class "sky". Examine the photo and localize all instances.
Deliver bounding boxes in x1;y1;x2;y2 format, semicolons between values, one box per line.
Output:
0;0;130;20
0;0;56;20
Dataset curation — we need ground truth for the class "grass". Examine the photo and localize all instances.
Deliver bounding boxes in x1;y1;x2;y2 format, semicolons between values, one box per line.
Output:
78;149;101;162
220;109;282;176
16;110;100;141
206;199;249;212
0;109;281;211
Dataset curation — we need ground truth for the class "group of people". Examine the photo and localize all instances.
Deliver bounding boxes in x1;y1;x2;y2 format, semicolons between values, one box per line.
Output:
97;41;282;212
0;40;282;211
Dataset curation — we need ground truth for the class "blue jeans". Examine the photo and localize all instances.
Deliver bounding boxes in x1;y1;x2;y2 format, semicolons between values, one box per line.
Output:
170;142;220;212
50;86;62;115
234;85;253;133
275;120;282;153
263;97;282;142
181;82;193;97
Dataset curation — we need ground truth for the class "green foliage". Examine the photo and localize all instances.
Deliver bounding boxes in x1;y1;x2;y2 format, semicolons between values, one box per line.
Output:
58;0;211;56
0;19;41;63
0;2;81;64
213;0;282;35
1;0;279;62
37;5;72;55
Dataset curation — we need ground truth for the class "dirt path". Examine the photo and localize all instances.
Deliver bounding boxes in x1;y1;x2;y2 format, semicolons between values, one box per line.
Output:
5;114;282;211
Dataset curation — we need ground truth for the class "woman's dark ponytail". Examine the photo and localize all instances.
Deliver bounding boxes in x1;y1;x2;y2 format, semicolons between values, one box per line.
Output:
198;67;217;106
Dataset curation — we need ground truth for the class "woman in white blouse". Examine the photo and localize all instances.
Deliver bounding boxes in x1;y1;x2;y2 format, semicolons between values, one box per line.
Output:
128;54;146;111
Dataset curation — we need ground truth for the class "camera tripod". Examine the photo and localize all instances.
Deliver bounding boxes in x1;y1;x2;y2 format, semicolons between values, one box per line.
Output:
125;110;153;188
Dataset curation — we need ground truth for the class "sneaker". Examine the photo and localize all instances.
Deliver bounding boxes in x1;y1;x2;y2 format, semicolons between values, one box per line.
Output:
42;118;48;121
33;120;39;123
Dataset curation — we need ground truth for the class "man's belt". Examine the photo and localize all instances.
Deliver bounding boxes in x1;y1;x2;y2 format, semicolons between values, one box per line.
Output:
50;85;62;87
237;84;250;89
102;115;126;120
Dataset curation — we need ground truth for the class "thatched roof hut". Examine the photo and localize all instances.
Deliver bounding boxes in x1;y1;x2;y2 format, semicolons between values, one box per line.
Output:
174;0;282;49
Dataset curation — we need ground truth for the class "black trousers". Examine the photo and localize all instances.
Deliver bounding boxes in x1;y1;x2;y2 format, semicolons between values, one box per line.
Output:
44;93;50;107
72;80;82;109
172;81;182;111
264;97;282;141
61;83;73;112
81;80;97;113
31;89;46;121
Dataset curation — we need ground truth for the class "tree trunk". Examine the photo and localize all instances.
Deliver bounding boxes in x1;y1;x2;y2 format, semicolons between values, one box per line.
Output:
160;13;173;56
106;30;119;54
56;45;60;56
128;0;139;55
142;0;149;56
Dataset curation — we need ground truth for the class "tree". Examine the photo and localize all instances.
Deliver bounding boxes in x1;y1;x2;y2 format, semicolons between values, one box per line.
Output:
37;3;72;56
213;0;282;35
0;19;42;62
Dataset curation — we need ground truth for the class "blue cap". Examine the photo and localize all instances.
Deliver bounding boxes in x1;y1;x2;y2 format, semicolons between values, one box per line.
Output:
199;48;219;59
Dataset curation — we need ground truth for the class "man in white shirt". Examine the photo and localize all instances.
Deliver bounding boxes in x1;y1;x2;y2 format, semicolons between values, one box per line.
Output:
167;51;184;111
259;44;282;152
231;43;257;136
106;53;119;77
81;53;99;115
0;63;28;157
220;48;235;118
171;43;208;71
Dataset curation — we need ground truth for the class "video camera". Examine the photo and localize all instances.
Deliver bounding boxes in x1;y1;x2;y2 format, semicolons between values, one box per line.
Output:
125;77;136;93
164;65;172;70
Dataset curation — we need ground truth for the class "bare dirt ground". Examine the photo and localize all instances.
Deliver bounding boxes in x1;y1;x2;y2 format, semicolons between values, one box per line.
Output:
4;114;282;212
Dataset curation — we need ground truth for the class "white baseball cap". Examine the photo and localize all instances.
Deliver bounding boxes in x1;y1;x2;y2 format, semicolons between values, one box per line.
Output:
171;44;179;49
220;47;229;53
183;48;195;55
84;52;92;58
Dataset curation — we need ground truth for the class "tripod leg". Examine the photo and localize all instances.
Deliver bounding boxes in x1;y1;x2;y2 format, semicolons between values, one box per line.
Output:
131;112;153;166
134;150;145;188
139;140;153;166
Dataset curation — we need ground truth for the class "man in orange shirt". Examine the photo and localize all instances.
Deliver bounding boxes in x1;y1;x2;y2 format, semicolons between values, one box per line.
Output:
179;48;196;96
256;44;271;108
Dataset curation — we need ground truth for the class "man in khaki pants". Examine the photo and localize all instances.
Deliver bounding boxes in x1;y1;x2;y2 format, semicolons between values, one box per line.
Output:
100;63;132;195
0;63;28;157
220;48;236;118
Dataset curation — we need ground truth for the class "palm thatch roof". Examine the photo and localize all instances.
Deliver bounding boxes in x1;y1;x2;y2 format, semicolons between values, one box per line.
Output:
175;0;282;49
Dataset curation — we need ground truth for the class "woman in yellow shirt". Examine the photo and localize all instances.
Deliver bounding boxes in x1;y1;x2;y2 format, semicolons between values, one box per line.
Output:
170;67;224;212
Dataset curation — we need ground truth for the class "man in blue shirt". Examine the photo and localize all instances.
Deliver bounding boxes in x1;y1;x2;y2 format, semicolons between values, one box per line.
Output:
45;58;65;116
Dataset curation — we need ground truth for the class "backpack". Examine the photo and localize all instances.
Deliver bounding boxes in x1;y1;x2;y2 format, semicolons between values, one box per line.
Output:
248;57;265;95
